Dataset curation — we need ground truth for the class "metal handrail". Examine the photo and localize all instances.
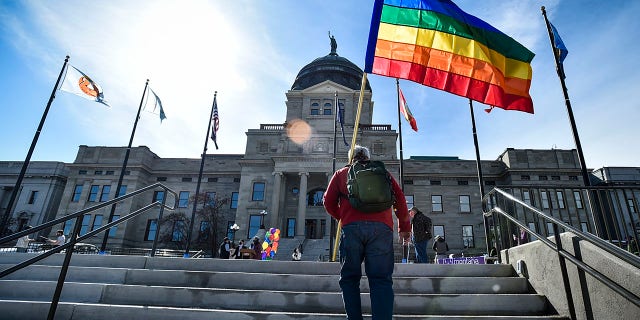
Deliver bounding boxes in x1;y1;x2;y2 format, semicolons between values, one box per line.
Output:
484;187;640;319
0;182;178;320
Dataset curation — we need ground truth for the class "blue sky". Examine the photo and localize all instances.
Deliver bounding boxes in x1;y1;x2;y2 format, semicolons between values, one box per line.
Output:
1;0;638;170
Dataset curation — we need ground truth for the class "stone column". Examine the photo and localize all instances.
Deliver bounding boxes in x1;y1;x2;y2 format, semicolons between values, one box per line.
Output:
269;172;283;228
296;172;309;238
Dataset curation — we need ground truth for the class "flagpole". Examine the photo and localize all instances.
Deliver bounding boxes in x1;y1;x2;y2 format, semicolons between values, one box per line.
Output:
184;92;217;257
331;72;367;262
99;79;149;252
329;90;339;259
0;55;69;236
468;99;491;254
541;7;604;238
396;79;405;192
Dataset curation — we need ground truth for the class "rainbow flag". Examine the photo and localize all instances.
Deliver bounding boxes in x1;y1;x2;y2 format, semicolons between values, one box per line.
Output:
365;0;535;113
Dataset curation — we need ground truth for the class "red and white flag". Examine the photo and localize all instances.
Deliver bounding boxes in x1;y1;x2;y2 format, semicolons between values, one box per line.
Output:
399;87;417;132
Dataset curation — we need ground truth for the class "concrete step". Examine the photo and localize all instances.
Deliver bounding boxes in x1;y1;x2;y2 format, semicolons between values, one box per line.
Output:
0;300;570;320
2;264;529;294
0;253;566;319
0;280;551;315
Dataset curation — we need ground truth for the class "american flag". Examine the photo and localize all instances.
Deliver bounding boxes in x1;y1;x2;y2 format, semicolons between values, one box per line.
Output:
210;94;219;149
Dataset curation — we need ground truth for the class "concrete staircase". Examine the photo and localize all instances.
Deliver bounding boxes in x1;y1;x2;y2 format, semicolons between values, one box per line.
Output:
0;253;567;319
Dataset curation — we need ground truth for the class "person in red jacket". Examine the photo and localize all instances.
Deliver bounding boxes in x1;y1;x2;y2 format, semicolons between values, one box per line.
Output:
324;145;410;320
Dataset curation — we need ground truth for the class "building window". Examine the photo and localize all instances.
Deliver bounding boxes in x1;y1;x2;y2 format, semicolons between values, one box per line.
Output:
178;191;190;208
573;191;583;209
205;192;216;207
117;185;127;197
556;191;566;209
124;171;131;175
457;180;468;186
144;219;157;241
528;222;538;241
433;225;445;238
248;215;262;239
92;215;103;231
28;191;38;204
404;180;414;185
405;195;414;208
230;192;239;209
323;108;332;115
431;195;443;212
152;191;165;203
430;180;441;185
547;222;555;236
307;189;325;206
462;225;474;248
372;142;383;154
79;215;91;236
286;218;296;238
521;175;530;180
106;170;114;175
569;176;578;181
208;177;218;182
172;220;185;242
72;185;83;202
63;219;74;236
580;222;589;233
94;170;103;175
109;215;120;237
78;170;87;175
459;195;470;213
157;177;167;182
88;185;99;202
628;198;637;213
551;176;561;180
310;108;320;115
539;175;548;181
99;185;111;202
259;142;268;153
200;221;211;241
523;190;532;205
182;177;192;182
252;182;265;201
541;191;550;209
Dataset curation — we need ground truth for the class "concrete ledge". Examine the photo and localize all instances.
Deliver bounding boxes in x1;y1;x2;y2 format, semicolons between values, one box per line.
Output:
502;232;640;320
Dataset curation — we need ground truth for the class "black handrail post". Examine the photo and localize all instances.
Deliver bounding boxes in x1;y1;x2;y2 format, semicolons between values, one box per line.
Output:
553;223;577;320
151;188;169;257
47;213;83;320
572;237;594;320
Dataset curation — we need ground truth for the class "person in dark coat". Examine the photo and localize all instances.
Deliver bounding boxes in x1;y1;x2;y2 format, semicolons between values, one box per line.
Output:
409;207;432;263
251;236;262;260
219;237;231;259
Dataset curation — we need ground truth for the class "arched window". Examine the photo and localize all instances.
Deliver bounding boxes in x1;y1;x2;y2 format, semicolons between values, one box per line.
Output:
306;188;325;206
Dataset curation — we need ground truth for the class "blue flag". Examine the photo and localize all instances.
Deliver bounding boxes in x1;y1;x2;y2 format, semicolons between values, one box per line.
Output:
550;23;568;63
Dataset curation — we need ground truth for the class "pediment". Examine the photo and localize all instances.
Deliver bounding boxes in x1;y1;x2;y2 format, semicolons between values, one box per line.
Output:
302;80;355;94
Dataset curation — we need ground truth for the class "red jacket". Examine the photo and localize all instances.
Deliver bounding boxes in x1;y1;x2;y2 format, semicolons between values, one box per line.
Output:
323;165;410;233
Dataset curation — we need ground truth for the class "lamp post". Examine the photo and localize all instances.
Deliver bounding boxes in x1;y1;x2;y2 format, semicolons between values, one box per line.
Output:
229;223;240;241
259;210;268;226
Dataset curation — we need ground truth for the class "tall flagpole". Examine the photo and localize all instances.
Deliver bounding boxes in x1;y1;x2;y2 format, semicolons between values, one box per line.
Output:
184;91;217;257
396;79;405;191
541;7;603;238
329;90;339;259
0;55;69;236
468;99;491;253
99;79;149;252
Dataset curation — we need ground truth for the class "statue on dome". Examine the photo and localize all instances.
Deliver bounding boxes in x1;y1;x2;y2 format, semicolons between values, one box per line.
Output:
329;31;337;55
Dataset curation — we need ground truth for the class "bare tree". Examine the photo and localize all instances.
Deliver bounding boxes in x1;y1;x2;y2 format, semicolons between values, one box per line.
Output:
157;193;230;257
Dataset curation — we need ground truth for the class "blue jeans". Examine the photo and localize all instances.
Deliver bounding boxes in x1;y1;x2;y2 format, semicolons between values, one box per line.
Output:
339;221;394;320
413;239;429;263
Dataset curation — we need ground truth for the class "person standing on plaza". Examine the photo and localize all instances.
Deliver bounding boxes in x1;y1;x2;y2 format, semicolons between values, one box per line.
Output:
218;237;231;259
432;235;449;264
324;145;411;320
15;226;34;253
46;230;65;246
409;207;432;263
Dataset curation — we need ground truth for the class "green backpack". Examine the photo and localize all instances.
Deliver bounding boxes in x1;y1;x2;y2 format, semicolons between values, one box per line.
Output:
346;161;394;213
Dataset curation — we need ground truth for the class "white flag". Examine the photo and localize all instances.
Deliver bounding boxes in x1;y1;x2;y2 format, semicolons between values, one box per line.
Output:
60;65;109;107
